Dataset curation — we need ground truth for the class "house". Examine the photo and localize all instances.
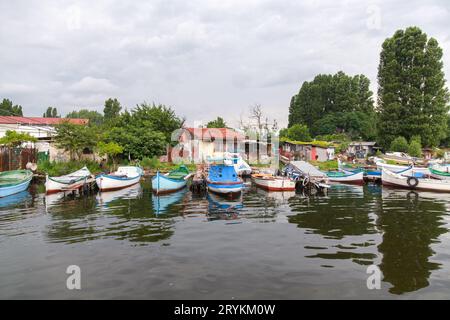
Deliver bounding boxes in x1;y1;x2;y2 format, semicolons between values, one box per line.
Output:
280;141;335;162
0;116;89;162
177;127;245;162
346;142;378;159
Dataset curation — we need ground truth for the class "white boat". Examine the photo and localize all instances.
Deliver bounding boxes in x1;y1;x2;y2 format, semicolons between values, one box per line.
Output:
381;168;450;192
252;174;296;191
376;161;429;175
326;171;365;184
224;152;252;176
96;166;143;192
45;167;93;194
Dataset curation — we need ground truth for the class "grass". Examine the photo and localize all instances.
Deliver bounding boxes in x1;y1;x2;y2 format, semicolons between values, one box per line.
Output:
310;160;339;171
37;159;102;176
140;157;196;172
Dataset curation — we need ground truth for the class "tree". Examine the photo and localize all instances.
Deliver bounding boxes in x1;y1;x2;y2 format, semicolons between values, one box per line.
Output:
288;72;375;139
378;27;450;148
97;141;123;169
66;109;104;126
286;124;312;141
390;137;409;153
0;98;23;116
103;98;122;121
104;102;183;159
0;130;37;147
54;122;97;160
408;138;422;158
206;117;227;128
43;107;59;118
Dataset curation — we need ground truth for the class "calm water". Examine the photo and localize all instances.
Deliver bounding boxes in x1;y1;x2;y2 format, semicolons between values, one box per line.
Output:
1;178;450;299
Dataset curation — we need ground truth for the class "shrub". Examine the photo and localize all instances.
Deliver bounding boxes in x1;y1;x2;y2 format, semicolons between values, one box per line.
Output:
390;137;409;153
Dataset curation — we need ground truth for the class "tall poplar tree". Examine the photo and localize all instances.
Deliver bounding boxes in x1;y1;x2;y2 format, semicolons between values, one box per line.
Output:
377;26;449;147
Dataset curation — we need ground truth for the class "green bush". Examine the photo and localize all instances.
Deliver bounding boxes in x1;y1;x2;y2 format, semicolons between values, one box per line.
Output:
37;159;102;176
390;136;409;153
141;156;160;169
408;140;422;158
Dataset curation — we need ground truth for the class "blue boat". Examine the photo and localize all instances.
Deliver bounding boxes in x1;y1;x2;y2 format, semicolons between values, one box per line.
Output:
207;164;243;196
0;170;33;198
152;165;191;194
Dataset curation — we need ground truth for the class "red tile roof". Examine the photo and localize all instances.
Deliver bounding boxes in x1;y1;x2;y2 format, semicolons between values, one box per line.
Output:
185;128;245;140
0;116;88;125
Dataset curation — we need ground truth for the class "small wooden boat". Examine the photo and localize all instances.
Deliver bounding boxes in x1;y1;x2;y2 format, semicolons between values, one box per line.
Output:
376;162;429;175
207;164;243;196
381;168;450;192
45;167;93;194
251;173;296;191
96;166;143;192
326;170;364;185
429;165;450;180
0;170;33;198
152;165;191;194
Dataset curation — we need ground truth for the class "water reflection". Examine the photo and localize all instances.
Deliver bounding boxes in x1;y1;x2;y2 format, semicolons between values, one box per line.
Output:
376;189;448;294
1;180;450;297
0;191;33;209
45;181;177;245
152;188;188;215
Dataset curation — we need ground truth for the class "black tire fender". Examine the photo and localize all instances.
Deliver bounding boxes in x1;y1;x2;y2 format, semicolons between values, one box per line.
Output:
407;176;419;188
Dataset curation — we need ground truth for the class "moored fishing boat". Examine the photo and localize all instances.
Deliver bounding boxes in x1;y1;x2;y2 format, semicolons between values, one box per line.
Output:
206;164;243;196
251;173;296;191
326;170;364;185
152;165;191;194
96;166;143;192
376;161;430;175
429;165;450;180
381;168;450;192
0;170;33;198
45;167;93;194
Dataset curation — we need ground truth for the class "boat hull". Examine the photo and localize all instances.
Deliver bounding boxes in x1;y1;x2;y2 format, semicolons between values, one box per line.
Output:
207;181;243;195
376;162;429;175
0;177;32;198
327;172;365;185
45;167;92;194
382;169;450;192
252;176;296;191
152;173;187;194
96;175;141;191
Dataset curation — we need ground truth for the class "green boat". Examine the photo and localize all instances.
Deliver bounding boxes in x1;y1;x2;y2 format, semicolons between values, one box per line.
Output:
429;166;450;180
0;170;33;198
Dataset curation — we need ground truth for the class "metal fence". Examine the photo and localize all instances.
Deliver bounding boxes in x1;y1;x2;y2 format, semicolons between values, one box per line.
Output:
0;147;37;172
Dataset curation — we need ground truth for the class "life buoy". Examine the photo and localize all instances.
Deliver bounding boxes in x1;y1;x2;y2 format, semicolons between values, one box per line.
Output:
407;176;419;188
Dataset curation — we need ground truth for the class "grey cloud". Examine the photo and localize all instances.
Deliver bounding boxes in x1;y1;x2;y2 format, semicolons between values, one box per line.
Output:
0;0;449;127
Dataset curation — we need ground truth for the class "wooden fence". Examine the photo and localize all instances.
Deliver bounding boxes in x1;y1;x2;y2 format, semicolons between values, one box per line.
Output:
0;147;37;172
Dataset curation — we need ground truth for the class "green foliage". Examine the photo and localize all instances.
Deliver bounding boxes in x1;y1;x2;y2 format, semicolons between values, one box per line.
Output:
43;107;59;118
288;72;375;140
103;98;122;121
315;133;350;143
38;159;101;176
435;148;445;159
141;156;161;169
378;26;450;148
54;121;97;160
390;137;409;153
66;109;103;126
0;98;23;116
310;160;338;171
336;141;350;154
0;130;37;147
97;141;123;158
104;103;183;159
278;128;288;139
408;141;422;158
287;124;312;141
206;117;227;128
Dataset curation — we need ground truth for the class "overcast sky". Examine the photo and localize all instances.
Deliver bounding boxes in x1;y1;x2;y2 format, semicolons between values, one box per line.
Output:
0;0;449;127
